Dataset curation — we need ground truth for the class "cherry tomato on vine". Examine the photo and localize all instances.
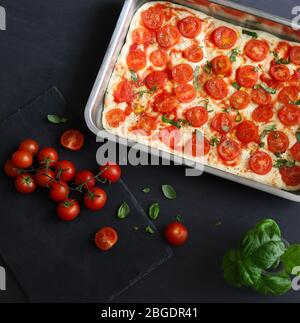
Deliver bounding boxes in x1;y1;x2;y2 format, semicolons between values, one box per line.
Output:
34;168;55;187
84;187;107;211
15;173;36;194
38;147;59;167
19;139;39;156
12;150;33;169
60;130;84;151
55;160;76;182
99;163;121;183
75;170;96;190
57;199;80;221
49;181;69;202
164;221;188;246
95;227;118;251
4;160;20;178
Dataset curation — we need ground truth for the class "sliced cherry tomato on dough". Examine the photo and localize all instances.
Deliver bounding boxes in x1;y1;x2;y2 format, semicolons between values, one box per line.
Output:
184;132;210;157
249;151;273;175
185;106;208;127
252;104;274;123
183;45;203;63
251;87;271;105
212;26;237;49
95;227;118;251
114;81;135;103
290;46;300;65
159;126;182;151
12;150;33;169
174;84;196;103
217;138;241;161
244;39;269;62
279;166;300;187
99;162;121;183
211;112;234;135
236;65;259;88
270;64;290;82
34;168;55;187
55;160;76;182
141;6;165;30
211;55;232;76
60;130;84;151
235;120;259;144
132;27;152;45
19;139;39;156
178;16;202;38
204;77;228;100
290;142;300;162
153;91;179;113
164;221;188;246
4;160;20;178
172;63;194;84
106;109;126;128
136;114;157;134
278;86;300;105
149;49;168;67
267;131;289;154
229;90;251;110
126;49;147;71
38;147;59;167
15;173;36;194
278;104;300;126
57;199;80;222
145;70;168;90
156;25;180;48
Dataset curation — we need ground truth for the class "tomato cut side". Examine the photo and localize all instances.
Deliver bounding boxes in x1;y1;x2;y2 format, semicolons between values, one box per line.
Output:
141;6;165;30
280;166;300;187
106;109;126;128
184;133;210;157
235;120;259;144
136;115;157;134
251;87;271;105
126;49;147;71
267;131;289;154
178;16;202;38
290;46;300;65
217;138;241;161
172;63;194;84
244;39;269;62
183;45;203;63
278;104;300;126
290;142;300;162
156;25;181;48
114;81;135;103
174;84;196;103
95;227;118;251
204;77;228;100
229;90;251;110
185;106;208;127
153;91;179;113
211;55;232;76
211;113;234;135
132;27;152;45
252;105;274;122
145;70;168;90
212;26;237;49
60;130;84;151
236;65;259;88
270;65;290;82
149;49;168;67
249;151;273;175
278;86;299;105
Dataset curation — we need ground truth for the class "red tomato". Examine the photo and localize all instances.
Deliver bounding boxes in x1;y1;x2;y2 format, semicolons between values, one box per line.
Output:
275;41;291;59
57;199;80;221
270;65;290;82
290;142;300;162
244;39;269;62
251;87;271;105
211;113;234;135
278;86;300;104
153;91;179;113
149;49;168;67
19;139;39;156
84;187;107;211
217;138;241;161
184;133;210;157
172;63;194;84
178;16;202;38
114;81;135;103
230;90;251;110
99;162;121;183
211;55;232;76
268;131;289;153
249;151;273;175
278;104;300;126
136;115;157;134
4;160;19;178
141;6;165;30
126;49;147;71
145;71;168;90
12;150;33;169
183;45;203;63
75;170;96;190
55;160;76;182
174;84;196;103
164;221;188;246
156;25;181;48
236;120;259;143
60;130;84;151
95;227;118;251
185;107;208;127
49;181;69;202
159;126;182;151
106;109;126;128
290;46;300;65
252;105;274;123
34;168;55;187
280;166;300;186
260;73;280;89
15;173;36;194
132;27;152;44
236;65;259;88
37;147;58;167
204;77;228;100
212;26;237;49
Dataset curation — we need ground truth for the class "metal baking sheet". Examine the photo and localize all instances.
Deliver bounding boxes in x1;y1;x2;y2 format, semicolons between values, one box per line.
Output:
84;0;300;202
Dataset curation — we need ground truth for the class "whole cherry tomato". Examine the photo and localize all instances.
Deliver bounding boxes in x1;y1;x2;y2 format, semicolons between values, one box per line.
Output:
4;160;20;178
34;168;55;187
19;139;39;156
75;170;96;190
15;173;36;194
38;147;59;167
49;181;69;202
55;160;76;182
164;221;188;246
99;162;121;183
12;150;33;169
84;187;107;211
57;199;80;221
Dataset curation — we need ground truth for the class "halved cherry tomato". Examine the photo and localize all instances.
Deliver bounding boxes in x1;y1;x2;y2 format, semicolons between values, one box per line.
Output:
204;77;228;100
164;221;188;246
236;120;259;143
149;49;168;67
172;63;194;84
4;160;19;178
156;25;181;48
236;65;259;88
55;160;76;182
38;147;59;167
145;71;168;90
159;126;182;151
114;81;135;103
19;139;39;156
106;109;126;128
12;150;33;169
49;181;69;202
275;41;291;60
249;151;273;175
278;104;300;126
217;138;241;161
60;130;84;151
280;166;300;186
290;46;300;65
95;227;118;251
99;162;121;183
132;27;152;45
230;90;251;110
15;173;36;194
178;16;202;38
184;132;210;157
174;84;196;103
244;39;269;62
126;49;147;71
252;104;274;122
278;86;299;104
260;73;280;90
290;142;300;162
84;187;107;211
141;6;165;30
212;26;237;49
153;91;179;113
57;199;80;221
185;106;208;127
270;64;290;82
211;55;232;76
268;131;289;153
211;113;234;135
34;168;55;187
251;87;271;105
183;45;203;63
75;170;96;190
136;115;157;134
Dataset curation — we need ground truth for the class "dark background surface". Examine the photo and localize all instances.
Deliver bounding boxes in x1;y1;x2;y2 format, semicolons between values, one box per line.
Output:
0;0;300;303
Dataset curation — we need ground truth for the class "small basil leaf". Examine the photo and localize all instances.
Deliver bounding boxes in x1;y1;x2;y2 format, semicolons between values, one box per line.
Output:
148;202;160;221
161;184;176;200
47;114;68;124
142;187;151;193
117;202;130;219
145;225;155;234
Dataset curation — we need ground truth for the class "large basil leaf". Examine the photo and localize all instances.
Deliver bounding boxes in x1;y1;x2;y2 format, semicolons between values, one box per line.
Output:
253;272;291;295
281;245;300;274
222;249;243;288
255;219;281;237
237;256;262;287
